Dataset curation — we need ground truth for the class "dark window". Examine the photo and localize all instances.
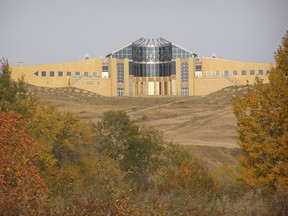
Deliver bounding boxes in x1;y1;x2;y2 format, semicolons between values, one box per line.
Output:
250;70;255;75
42;71;46;77
266;70;270;75
224;70;229;77
84;72;89;77
50;71;55;77
75;72;80;76
258;70;263;75
233;70;237;76
67;71;72;76
241;70;246;75
196;65;202;71
58;71;63;76
102;66;108;71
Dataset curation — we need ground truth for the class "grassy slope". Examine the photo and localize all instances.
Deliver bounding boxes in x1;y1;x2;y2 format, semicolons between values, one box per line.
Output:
29;85;247;167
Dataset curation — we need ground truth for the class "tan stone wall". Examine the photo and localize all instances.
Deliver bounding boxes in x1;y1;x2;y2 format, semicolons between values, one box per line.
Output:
188;58;195;96
10;56;272;97
201;57;271;78
194;77;235;96
175;58;181;96
71;77;112;96
109;58;118;96
11;58;104;88
124;58;130;96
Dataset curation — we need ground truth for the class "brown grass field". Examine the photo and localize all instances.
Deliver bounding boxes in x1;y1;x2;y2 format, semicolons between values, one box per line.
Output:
30;85;246;167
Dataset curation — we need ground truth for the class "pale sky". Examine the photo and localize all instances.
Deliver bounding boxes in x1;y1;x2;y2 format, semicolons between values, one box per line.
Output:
0;0;287;66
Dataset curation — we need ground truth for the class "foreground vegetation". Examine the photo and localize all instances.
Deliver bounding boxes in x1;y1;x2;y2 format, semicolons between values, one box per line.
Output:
1;33;288;215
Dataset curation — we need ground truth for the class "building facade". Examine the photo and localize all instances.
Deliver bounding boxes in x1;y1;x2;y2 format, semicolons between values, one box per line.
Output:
11;38;271;96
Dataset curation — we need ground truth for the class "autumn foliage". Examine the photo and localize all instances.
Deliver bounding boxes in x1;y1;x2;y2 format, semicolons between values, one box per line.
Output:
233;32;288;190
0;111;48;215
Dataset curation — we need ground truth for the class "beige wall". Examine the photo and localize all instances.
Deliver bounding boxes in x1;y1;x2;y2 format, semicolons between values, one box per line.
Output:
11;58;104;88
72;77;112;96
201;57;271;78
10;56;272;97
109;58;118;96
194;77;234;96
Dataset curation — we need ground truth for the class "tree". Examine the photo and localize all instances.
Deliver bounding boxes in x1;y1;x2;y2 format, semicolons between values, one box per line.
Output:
94;111;164;189
0;58;36;118
0;111;48;215
233;32;288;190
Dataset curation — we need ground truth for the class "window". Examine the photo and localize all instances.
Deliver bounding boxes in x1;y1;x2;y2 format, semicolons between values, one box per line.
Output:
266;70;270;75
241;70;246;75
41;71;46;77
195;71;202;77
58;71;63;77
224;70;229;77
102;66;108;71
117;88;124;96
84;72;89;77
196;65;202;71
75;72;80;77
250;70;255;75
117;63;124;83
67;71;72;77
233;70;237;76
181;88;189;96
258;70;263;75
181;62;188;82
50;71;55;77
206;71;212;77
216;71;221;77
93;72;98;77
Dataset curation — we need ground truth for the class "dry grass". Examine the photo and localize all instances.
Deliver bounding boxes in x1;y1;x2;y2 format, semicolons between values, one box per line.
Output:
29;85;244;167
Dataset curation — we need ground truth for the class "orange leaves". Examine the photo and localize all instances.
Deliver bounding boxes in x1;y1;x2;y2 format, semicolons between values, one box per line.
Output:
0;111;48;214
233;32;288;190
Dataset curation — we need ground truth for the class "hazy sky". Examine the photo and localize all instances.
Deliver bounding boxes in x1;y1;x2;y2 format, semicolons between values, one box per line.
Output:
1;0;287;66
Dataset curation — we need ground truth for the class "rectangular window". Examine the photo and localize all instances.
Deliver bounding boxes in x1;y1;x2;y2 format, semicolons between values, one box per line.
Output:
206;71;212;77
84;72;89;77
75;72;80;77
216;71;221;77
241;70;246;75
117;88;124;96
224;70;229;77
93;72;98;77
233;70;238;76
258;70;263;75
41;71;46;77
266;70;270;75
196;65;202;71
181;88;189;96
67;71;72;77
195;71;202;77
58;71;63;77
250;70;255;75
50;71;55;77
102;66;108;71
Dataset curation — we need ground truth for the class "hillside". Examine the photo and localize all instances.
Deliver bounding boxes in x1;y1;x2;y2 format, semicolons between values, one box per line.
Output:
28;85;248;167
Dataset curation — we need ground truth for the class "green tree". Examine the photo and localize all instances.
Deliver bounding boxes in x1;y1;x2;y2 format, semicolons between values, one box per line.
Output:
0;58;36;118
233;32;288;190
94;111;164;189
94;110;139;161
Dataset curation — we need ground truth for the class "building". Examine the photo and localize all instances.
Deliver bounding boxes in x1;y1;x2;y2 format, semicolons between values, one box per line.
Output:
11;38;271;96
